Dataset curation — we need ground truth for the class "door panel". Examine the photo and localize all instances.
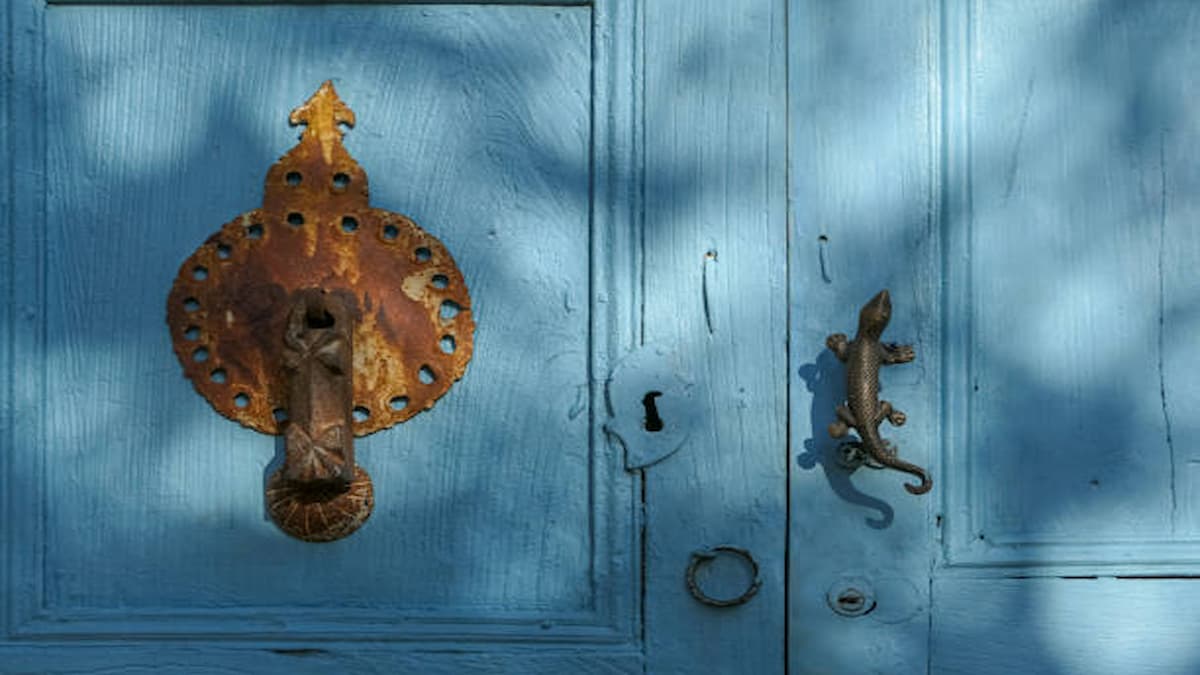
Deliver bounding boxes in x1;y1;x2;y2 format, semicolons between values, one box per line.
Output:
788;1;937;672
946;0;1200;566
790;1;1200;673
6;0;637;664
934;1;1200;670
37;5;599;620
641;1;788;671
3;1;790;671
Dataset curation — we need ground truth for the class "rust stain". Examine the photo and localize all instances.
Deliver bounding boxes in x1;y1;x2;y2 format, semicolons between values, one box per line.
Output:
166;81;475;438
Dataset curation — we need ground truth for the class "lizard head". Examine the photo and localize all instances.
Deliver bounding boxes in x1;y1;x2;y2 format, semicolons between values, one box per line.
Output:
857;289;892;339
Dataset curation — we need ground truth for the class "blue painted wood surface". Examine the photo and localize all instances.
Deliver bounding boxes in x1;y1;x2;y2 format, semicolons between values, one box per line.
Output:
789;2;937;672
790;1;1200;673
10;0;1196;672
1;0;788;672
640;0;787;672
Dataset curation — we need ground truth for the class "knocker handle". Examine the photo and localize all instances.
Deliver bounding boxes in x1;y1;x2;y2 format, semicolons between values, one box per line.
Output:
265;289;374;542
685;546;762;608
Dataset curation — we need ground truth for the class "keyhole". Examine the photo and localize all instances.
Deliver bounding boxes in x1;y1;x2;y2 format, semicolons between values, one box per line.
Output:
837;590;864;612
306;309;335;329
642;391;664;432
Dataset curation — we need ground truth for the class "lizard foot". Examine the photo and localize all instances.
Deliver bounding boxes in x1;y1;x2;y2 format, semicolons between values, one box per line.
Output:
883;343;916;364
828;420;850;438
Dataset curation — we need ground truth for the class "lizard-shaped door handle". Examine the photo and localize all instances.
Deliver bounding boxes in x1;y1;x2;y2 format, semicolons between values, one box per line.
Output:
826;289;931;495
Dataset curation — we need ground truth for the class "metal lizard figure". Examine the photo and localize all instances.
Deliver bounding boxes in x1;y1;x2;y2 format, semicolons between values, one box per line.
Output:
826;289;932;495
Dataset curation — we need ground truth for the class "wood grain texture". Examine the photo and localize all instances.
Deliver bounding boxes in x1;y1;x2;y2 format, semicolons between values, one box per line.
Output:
7;0;49;642
0;645;642;675
932;2;1200;673
641;0;787;672
7;0;641;652
945;0;1200;568
789;1;937;672
933;577;1200;675
0;0;15;642
49;0;590;4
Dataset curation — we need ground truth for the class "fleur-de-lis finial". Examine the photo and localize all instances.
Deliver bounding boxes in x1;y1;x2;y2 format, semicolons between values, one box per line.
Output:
288;80;356;164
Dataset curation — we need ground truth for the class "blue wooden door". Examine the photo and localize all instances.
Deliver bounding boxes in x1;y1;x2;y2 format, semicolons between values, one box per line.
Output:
0;0;788;672
11;1;1190;673
790;1;1200;673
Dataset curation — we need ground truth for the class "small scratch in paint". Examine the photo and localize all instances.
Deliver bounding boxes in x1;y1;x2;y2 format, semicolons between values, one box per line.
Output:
568;383;588;420
1158;129;1177;523
702;249;717;334
1004;75;1036;202
817;235;831;283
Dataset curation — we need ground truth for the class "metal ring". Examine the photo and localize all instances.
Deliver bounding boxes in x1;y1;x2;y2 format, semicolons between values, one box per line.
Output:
685;545;762;607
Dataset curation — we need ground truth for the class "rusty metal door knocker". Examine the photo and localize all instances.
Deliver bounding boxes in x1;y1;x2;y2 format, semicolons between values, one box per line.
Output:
166;81;475;541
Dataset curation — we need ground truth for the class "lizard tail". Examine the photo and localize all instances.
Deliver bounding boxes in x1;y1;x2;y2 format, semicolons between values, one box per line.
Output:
899;464;933;495
864;440;932;495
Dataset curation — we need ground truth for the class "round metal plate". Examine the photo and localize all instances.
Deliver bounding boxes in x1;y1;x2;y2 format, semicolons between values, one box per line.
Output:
166;85;473;436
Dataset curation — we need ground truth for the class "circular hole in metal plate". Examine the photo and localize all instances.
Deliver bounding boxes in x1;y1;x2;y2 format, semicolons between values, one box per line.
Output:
234;392;250;408
184;326;201;341
415;247;432;262
193;266;208;281
183;297;200;312
246;223;263;239
342;216;358;233
389;396;409;411
209;368;227;384
353;406;370;422
192;347;209;363
383;224;399;240
431;274;449;289
418;365;436;385
287;212;304;227
439;335;456;354
440;300;460;320
333;173;350;189
216;243;232;260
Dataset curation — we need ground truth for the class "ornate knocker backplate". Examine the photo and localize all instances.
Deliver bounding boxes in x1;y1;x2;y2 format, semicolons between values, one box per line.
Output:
167;82;474;541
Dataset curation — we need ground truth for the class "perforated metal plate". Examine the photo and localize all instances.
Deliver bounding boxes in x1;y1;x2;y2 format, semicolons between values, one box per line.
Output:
166;82;474;437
